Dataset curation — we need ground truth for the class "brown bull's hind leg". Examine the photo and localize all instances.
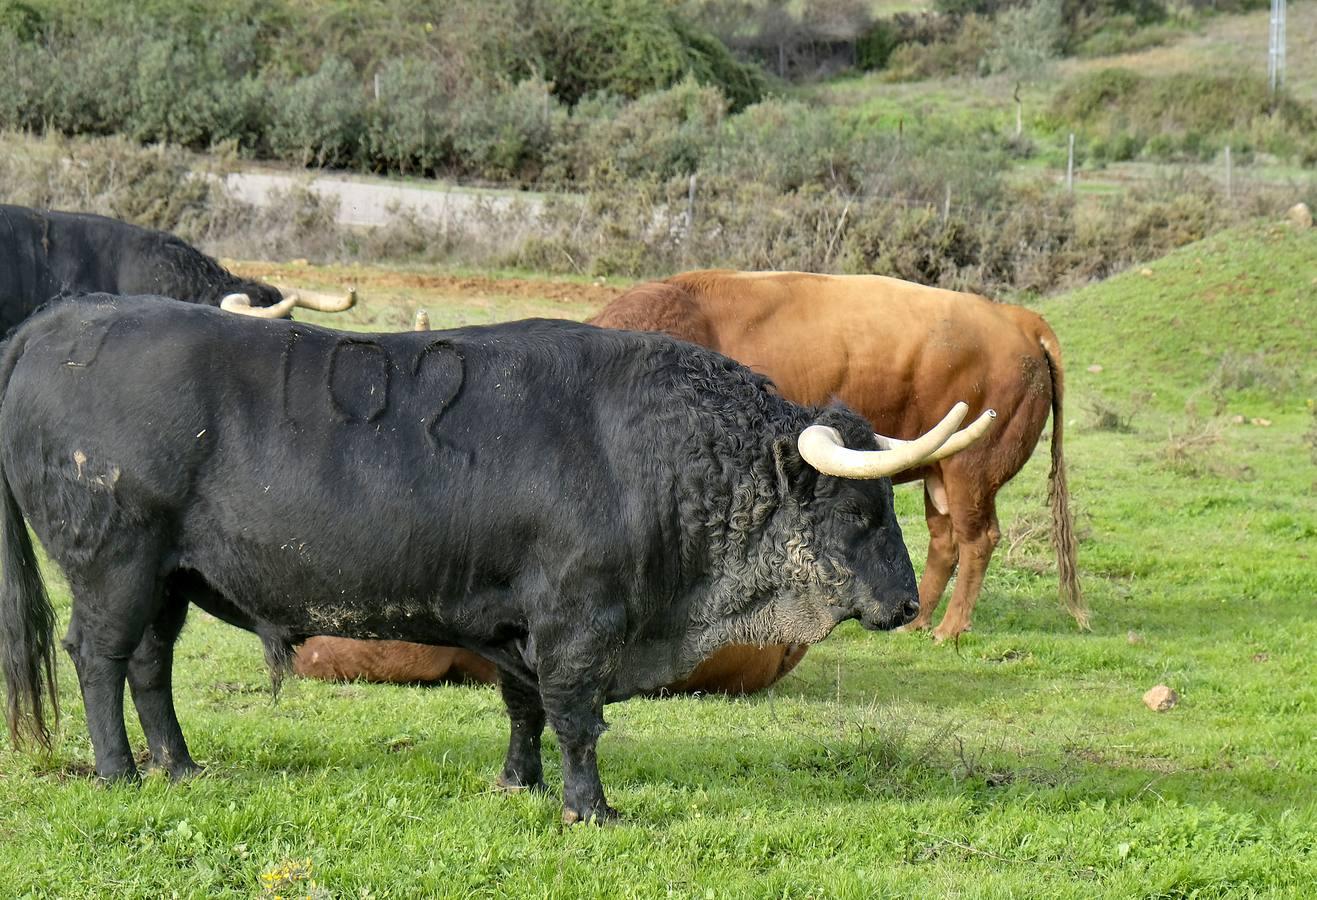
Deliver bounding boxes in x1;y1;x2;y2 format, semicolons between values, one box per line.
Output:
897;475;957;633
932;502;1002;643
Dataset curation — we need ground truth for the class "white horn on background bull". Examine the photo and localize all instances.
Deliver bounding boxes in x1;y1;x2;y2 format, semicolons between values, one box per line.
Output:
413;309;430;331
219;292;299;319
873;408;997;464
278;285;358;313
798;402;988;479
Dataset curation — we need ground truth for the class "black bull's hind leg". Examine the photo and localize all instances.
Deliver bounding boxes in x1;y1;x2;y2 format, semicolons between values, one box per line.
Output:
126;590;200;778
60;539;171;782
496;670;547;793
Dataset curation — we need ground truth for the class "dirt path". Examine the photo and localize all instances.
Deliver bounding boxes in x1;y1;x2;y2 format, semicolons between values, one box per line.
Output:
224;171;546;229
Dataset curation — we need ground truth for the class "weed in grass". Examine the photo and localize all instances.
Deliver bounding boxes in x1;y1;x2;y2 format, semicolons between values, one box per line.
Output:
1161;413;1226;476
260;858;329;899
1082;391;1150;433
1002;505;1054;574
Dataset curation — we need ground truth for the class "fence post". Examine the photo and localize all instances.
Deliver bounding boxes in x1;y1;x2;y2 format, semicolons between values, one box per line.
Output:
1225;145;1233;202
943;184;951;221
685;173;698;237
1066;133;1075;193
374;72;381;102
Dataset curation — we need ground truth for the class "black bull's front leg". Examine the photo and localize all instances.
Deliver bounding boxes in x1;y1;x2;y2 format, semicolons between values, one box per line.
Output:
494;619;622;825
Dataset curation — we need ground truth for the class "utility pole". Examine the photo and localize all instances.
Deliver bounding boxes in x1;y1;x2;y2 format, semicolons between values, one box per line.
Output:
1269;0;1287;98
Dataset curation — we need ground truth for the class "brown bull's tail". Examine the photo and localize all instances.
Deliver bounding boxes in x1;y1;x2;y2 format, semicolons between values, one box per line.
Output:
1038;323;1088;631
0;335;60;748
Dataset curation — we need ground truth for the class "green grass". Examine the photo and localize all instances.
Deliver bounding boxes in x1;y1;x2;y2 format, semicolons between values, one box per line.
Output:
2;225;1316;896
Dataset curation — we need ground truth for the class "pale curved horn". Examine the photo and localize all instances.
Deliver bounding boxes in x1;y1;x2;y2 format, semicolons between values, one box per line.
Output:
874;408;997;464
413;309;430;331
798;402;971;479
220;292;298;319
280;286;358;313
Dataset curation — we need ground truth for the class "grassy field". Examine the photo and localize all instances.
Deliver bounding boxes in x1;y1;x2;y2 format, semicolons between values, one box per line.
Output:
1;223;1314;897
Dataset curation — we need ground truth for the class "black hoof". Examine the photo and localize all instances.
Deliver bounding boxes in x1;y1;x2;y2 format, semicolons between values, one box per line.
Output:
496;773;549;794
562;803;620;826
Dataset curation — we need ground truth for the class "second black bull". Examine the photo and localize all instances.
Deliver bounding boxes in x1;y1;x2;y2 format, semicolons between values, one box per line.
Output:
0;203;355;331
0;297;987;822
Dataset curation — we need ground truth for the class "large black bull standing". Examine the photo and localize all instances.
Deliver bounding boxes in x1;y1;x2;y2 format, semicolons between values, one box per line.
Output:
0;295;987;822
0;204;355;332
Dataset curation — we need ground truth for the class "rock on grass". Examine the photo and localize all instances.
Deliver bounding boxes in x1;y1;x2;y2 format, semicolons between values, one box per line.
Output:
1143;684;1179;712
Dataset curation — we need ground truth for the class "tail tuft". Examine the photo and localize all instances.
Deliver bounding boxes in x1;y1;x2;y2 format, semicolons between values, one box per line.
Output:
1039;328;1089;631
1;333;60;749
1;459;60;749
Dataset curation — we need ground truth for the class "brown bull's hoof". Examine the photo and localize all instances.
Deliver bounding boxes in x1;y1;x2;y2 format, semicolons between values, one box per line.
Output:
665;643;808;695
293;637;498;685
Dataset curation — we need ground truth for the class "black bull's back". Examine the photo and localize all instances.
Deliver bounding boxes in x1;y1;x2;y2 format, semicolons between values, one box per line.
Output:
0;204;281;335
0;295;919;821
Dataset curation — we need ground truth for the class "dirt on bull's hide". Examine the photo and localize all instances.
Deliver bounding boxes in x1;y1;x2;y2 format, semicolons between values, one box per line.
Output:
294;637;497;686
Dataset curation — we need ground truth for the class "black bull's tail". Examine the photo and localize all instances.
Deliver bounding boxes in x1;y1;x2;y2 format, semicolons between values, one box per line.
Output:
0;334;60;749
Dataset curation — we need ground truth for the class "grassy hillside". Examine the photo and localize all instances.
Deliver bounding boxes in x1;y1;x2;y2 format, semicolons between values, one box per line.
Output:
0;227;1314;896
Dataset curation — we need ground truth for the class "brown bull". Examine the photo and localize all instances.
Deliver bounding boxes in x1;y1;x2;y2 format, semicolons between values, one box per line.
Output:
596;271;1086;659
293;271;1082;694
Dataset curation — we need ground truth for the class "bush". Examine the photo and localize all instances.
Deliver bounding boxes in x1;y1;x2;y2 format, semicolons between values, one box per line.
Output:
362;57;455;176
715;99;871;193
127;25;268;150
0;0;762;179
269;57;364;169
530;0;764;109
0;132;218;233
451;78;567;183
881;14;994;81
569;78;725;183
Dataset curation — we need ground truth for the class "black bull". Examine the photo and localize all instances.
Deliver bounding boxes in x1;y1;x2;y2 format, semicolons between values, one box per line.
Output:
0;204;287;334
0;296;921;822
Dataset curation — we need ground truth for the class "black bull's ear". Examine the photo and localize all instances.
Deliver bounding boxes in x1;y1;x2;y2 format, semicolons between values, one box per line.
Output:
772;435;818;501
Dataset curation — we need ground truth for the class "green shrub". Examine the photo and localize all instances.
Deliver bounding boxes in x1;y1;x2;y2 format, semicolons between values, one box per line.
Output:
531;0;763;109
269;57;364;168
362;57;454;176
451;78;567;183
0;0;43;39
881;14;994;81
571;78;726;182
31;30;140;135
715;99;870;193
127;26;268;150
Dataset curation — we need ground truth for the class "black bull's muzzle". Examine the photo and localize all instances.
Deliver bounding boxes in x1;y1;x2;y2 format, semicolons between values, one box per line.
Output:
856;595;921;632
